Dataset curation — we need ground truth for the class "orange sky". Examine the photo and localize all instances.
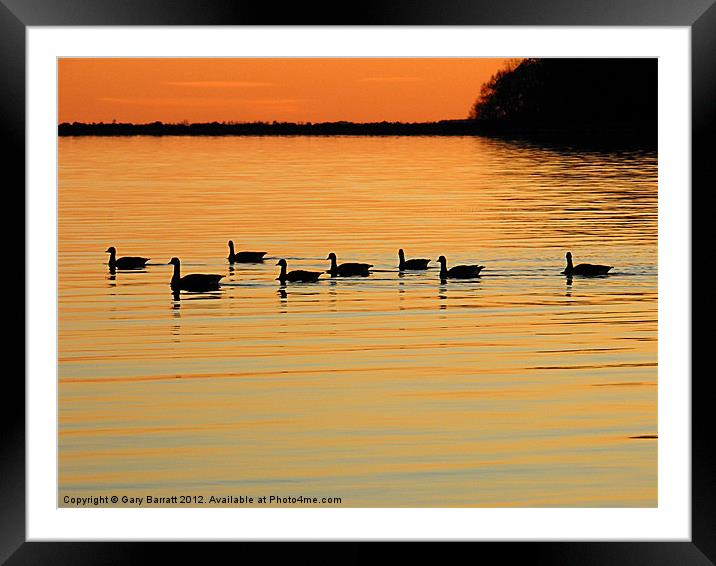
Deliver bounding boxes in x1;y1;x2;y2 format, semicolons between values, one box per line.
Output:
58;58;512;123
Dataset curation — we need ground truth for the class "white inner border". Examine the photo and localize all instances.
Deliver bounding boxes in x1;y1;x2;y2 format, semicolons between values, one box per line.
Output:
27;26;691;541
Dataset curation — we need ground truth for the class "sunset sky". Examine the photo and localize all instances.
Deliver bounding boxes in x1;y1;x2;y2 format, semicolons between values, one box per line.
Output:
58;58;512;124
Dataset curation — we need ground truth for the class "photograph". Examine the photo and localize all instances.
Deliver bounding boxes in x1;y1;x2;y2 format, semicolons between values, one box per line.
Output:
57;56;658;509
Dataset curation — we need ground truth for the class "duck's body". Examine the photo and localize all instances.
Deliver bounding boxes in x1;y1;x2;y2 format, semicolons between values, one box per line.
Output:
437;256;484;279
106;247;149;270
562;252;612;276
276;259;322;283
169;257;223;291
398;249;430;271
227;240;267;263
326;253;372;277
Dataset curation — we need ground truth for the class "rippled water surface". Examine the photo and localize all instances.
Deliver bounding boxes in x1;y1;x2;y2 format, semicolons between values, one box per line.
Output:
59;136;657;507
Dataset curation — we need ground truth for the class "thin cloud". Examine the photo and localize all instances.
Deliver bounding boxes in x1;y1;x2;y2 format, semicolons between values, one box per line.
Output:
162;81;275;88
358;77;423;83
250;99;303;105
97;97;302;107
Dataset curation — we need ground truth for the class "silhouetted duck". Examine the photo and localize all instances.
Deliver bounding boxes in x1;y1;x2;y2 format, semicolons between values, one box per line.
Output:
398;249;430;270
326;252;373;277
168;257;223;291
562;252;613;276
227;240;267;263
106;247;149;270
276;259;322;283
437;255;484;279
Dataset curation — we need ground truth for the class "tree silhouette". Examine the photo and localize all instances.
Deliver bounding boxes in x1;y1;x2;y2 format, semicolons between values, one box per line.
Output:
469;58;657;132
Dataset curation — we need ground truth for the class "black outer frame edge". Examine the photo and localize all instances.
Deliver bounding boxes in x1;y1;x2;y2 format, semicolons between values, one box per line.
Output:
691;0;716;563
1;0;26;565
1;0;715;26
1;542;715;565
6;0;712;563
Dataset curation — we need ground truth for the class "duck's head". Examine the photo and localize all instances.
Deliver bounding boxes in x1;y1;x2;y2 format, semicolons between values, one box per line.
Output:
105;246;116;254
398;249;405;258
436;255;447;265
228;240;234;248
326;252;337;261
168;257;180;266
276;259;287;267
566;252;572;260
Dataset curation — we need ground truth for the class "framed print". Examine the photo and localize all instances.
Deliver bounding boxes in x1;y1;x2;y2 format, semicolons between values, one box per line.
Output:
7;0;712;562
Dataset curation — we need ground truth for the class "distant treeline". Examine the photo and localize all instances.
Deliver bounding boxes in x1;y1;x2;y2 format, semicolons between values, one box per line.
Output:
470;58;657;137
58;118;655;146
59;120;487;137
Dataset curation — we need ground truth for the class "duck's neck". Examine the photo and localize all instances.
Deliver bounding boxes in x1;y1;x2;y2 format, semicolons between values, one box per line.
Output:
279;264;287;280
108;250;116;268
439;261;448;278
171;262;181;284
398;251;405;269
228;242;235;261
329;256;338;274
565;256;574;273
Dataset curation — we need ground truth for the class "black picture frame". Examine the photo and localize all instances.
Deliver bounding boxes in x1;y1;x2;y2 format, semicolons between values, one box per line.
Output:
6;0;710;562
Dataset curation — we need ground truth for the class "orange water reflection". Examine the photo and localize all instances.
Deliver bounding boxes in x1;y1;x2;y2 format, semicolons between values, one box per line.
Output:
59;136;656;507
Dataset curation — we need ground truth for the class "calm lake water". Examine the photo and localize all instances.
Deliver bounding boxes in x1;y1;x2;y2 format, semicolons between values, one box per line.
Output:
58;135;657;507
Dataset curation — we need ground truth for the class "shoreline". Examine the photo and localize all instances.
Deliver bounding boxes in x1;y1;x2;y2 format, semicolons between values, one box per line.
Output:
58;120;657;148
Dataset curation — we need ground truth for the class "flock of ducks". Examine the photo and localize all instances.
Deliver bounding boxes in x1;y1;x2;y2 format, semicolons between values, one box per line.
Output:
105;243;614;293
